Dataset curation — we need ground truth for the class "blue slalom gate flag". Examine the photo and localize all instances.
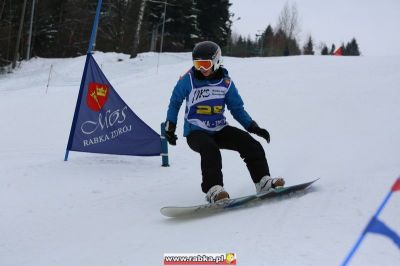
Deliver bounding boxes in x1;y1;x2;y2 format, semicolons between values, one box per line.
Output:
366;217;400;248
342;177;400;266
66;53;161;157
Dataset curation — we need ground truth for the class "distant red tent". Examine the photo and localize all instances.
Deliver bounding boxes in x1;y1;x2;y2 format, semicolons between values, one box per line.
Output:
333;47;343;56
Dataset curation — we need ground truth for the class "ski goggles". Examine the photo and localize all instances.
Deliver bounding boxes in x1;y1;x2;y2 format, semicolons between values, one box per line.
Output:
193;59;213;71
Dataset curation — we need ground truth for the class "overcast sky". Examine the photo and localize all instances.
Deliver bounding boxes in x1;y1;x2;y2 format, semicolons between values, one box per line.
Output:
229;0;400;56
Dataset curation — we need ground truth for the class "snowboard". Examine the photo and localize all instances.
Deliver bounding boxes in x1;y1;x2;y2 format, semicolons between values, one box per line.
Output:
160;178;319;218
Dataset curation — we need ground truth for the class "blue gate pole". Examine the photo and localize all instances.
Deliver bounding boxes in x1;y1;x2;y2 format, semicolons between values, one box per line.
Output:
160;122;170;167
64;0;103;161
64;54;92;161
64;150;70;161
87;0;103;54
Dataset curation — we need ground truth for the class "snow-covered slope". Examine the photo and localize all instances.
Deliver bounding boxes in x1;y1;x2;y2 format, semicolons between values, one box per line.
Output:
0;53;399;266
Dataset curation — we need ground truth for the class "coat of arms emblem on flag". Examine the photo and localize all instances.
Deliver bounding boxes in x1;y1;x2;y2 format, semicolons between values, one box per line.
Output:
87;82;109;112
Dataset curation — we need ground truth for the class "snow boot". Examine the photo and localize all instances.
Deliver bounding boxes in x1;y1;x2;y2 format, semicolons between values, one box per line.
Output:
206;185;230;203
255;176;285;195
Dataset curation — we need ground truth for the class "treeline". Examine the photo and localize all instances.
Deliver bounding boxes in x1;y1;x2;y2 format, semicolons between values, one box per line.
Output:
1;0;361;71
227;28;361;57
226;2;360;58
1;0;231;68
226;25;302;57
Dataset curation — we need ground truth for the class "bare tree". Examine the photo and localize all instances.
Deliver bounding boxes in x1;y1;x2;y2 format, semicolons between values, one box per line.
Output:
0;0;6;19
276;2;300;39
130;0;147;58
12;0;28;69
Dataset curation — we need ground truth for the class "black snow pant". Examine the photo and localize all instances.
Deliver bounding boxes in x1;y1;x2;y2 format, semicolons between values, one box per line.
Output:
186;126;270;193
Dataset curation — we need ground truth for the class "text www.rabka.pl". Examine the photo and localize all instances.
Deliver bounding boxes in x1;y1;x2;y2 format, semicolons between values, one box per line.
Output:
164;254;225;263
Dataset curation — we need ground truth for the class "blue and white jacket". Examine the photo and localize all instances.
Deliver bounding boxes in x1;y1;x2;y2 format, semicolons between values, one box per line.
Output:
166;67;253;137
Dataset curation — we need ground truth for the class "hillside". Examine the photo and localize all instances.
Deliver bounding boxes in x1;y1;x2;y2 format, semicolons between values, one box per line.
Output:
0;53;399;266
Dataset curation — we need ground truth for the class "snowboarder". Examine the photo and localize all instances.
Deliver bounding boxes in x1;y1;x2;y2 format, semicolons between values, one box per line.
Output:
164;41;284;203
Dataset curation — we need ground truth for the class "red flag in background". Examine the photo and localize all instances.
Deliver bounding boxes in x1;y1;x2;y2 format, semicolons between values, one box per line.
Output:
333;47;343;56
392;178;400;192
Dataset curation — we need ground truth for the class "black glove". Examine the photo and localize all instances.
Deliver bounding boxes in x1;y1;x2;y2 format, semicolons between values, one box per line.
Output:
247;121;270;143
164;121;178;145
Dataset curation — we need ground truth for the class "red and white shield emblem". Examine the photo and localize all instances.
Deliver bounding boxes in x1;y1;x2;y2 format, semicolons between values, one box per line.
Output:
87;82;109;112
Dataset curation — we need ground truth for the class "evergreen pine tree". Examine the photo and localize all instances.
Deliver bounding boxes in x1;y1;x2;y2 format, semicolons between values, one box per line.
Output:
345;42;351;56
145;0;201;52
171;0;201;50
347;38;361;56
329;43;336;55
340;43;346;55
272;29;286;56
233;35;247;57
96;0;132;53
246;37;255;57
321;45;329;55
303;35;314;55
196;0;231;46
261;25;274;56
288;37;301;55
34;0;68;57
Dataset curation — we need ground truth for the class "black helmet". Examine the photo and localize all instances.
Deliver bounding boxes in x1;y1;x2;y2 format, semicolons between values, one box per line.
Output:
192;41;222;72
